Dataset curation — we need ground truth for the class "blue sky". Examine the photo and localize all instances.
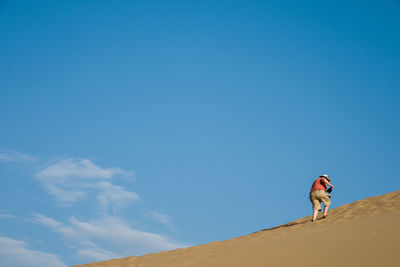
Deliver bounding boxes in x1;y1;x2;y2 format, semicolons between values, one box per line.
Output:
1;0;399;266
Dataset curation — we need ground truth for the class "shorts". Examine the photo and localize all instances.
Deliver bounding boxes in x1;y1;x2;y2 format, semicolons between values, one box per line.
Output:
309;190;331;211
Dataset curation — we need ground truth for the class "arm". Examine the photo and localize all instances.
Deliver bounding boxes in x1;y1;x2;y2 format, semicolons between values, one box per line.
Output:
322;178;334;188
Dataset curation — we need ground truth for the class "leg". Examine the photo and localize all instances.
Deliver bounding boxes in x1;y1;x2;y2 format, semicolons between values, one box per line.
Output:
310;192;321;222
321;192;331;218
323;205;329;218
312;209;318;221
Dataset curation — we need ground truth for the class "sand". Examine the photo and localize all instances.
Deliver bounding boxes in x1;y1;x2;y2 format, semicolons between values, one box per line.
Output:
73;190;400;267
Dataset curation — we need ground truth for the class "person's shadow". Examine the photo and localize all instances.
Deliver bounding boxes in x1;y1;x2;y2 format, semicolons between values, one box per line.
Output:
255;221;308;234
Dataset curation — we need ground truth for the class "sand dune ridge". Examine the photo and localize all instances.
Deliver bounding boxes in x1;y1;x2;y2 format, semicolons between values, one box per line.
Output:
74;190;400;267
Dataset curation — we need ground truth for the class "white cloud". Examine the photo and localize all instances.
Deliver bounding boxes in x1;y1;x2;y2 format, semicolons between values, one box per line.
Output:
36;158;123;180
0;151;36;162
34;214;189;260
0;214;15;219
97;181;140;212
2;152;186;264
33;214;77;238
76;242;121;262
34;158;138;207
145;211;175;230
0;235;67;267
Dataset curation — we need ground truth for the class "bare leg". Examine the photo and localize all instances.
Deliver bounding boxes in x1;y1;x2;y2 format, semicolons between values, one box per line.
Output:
312;209;318;221
323;205;329;217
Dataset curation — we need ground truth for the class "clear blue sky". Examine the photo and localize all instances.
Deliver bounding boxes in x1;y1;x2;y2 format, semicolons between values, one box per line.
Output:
1;0;399;266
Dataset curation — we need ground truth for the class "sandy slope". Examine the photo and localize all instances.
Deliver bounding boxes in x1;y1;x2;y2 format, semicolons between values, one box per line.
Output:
73;190;400;267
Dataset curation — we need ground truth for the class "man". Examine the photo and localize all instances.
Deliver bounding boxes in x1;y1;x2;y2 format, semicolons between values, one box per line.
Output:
309;174;334;222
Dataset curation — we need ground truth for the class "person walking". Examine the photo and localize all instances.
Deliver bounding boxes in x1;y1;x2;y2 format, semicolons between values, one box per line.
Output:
309;174;334;222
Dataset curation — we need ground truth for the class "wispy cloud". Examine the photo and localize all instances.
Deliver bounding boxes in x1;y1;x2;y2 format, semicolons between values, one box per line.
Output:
36;158;124;180
76;242;121;262
2;150;185;263
34;158;138;208
96;181;139;212
0;214;15;219
0;150;36;162
0;235;67;267
145;211;175;230
34;214;189;260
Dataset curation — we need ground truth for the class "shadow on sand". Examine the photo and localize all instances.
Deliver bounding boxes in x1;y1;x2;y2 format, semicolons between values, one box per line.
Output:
253;220;308;234
255;215;330;234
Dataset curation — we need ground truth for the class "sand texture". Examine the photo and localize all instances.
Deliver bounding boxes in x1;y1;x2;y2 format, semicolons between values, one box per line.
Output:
73;190;400;267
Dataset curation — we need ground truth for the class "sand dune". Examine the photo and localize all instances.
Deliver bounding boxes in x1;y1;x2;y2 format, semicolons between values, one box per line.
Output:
73;190;400;267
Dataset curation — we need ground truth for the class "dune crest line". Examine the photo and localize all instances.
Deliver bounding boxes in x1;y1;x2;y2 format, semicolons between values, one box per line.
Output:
74;190;400;267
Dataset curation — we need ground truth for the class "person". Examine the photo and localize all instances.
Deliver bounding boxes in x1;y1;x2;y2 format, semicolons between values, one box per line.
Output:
309;174;334;222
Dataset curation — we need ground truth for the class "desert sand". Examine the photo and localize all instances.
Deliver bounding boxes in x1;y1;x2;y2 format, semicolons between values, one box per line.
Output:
74;190;400;267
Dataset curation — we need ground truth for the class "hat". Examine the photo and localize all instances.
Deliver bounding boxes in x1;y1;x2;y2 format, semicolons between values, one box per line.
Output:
320;174;330;179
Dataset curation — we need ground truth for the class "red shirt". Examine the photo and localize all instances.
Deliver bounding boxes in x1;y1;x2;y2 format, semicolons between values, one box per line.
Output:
310;177;327;193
